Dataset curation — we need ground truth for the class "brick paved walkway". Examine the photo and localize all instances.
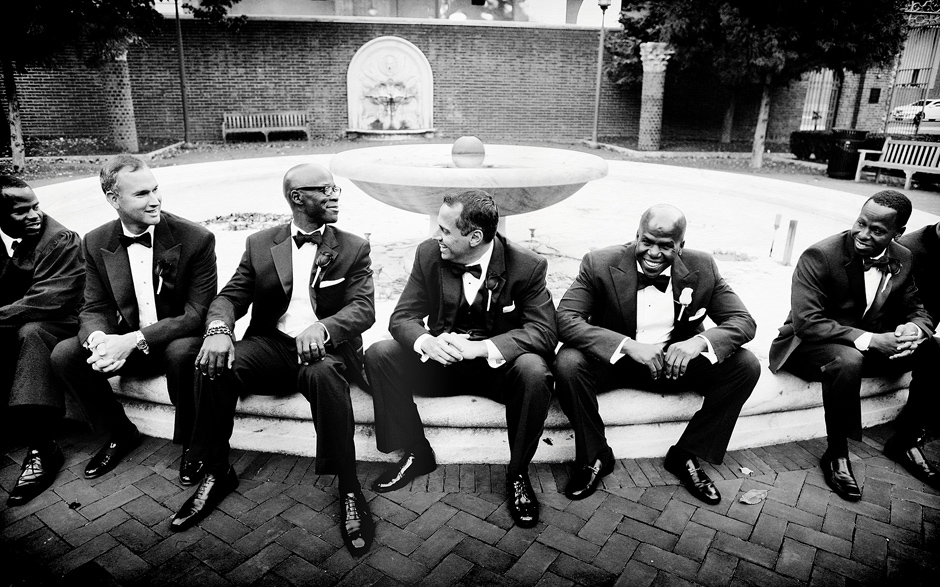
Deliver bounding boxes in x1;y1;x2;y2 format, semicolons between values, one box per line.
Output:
2;424;937;587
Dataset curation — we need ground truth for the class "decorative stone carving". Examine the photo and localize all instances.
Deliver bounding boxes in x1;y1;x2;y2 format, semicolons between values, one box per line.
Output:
638;42;674;151
639;42;674;73
347;36;434;134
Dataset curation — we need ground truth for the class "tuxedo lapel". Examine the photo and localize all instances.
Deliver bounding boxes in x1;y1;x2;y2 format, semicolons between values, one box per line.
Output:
313;227;339;289
482;237;507;331
101;221;137;329
439;255;463;331
271;224;293;299
152;217;181;316
610;246;638;338
842;233;867;316
863;240;903;322
670;254;697;321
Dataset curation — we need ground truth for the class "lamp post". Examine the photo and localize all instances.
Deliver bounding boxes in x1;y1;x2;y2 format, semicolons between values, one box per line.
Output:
590;0;611;146
174;0;193;149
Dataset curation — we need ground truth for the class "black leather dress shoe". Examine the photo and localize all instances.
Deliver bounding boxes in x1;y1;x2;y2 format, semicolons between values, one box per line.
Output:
340;491;374;556
507;473;539;528
821;452;861;501
372;449;436;493
171;466;238;532
84;426;141;479
565;457;614;500
884;437;940;491
179;451;206;487
664;447;721;505
7;443;65;506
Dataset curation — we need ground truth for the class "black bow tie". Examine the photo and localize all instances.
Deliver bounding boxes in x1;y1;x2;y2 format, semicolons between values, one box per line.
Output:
637;272;670;293
293;231;323;248
450;263;482;279
119;233;152;248
862;256;899;274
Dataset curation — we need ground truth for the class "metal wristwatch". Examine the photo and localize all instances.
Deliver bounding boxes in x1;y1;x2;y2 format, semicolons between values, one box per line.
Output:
134;330;150;355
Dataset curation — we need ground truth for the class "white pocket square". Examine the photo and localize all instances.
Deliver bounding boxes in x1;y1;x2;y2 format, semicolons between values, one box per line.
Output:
502;302;516;313
688;308;707;320
317;277;345;288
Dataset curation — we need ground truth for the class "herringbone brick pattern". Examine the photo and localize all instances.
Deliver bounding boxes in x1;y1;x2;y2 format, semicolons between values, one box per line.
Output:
2;424;937;586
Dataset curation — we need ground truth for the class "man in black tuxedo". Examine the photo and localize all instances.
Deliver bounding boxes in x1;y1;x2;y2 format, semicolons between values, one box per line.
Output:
770;191;939;500
1;176;84;506
171;163;376;557
51;155;217;484
365;189;557;528
555;204;759;504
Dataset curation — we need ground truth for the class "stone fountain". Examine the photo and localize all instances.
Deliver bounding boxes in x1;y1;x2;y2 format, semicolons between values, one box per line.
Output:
330;136;610;231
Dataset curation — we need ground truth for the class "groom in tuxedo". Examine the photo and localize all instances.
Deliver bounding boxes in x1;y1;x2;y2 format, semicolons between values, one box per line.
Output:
365;189;557;528
554;204;760;504
770;190;939;500
171;163;376;557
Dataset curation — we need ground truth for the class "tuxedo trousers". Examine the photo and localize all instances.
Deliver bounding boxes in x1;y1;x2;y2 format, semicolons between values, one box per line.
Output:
779;338;940;448
365;339;553;476
1;321;77;438
554;346;761;465
51;335;201;444
186;333;358;478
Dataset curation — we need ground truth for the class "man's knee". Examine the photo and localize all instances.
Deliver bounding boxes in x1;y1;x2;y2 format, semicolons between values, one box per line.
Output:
554;347;589;382
164;337;201;367
364;339;405;372
16;321;49;342
51;337;85;372
731;348;762;385
822;346;865;380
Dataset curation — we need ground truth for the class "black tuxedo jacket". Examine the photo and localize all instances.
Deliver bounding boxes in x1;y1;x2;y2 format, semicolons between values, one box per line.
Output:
769;230;933;372
389;234;557;362
557;244;756;363
0;215;84;326
79;212;218;347
207;223;374;358
899;223;940;323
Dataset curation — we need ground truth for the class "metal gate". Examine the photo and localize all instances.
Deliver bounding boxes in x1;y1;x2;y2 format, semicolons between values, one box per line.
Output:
800;70;840;131
885;3;940;135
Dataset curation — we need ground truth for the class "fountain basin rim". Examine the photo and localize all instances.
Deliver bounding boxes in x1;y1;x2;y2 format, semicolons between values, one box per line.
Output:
330;144;609;188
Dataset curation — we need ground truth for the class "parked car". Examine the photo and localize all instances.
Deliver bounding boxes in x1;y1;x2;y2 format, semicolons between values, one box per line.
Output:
892;99;940;121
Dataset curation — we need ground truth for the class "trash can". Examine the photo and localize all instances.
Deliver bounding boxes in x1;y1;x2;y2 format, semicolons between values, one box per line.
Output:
827;128;869;179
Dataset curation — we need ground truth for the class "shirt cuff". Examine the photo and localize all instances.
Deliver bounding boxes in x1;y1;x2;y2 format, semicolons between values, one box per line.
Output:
414;333;432;363
695;334;719;365
854;331;872;351
317;321;330;343
84;330;106;349
611;337;631;364
484;339;506;368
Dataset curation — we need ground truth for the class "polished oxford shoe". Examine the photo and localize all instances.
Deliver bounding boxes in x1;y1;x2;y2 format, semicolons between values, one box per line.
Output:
179;451;206;487
664;447;721;505
7;443;65;506
170;465;238;532
372;449;436;493
565;457;615;500
507;473;539;528
84;426;141;479
884;436;940;491
821;452;861;501
340;491;374;556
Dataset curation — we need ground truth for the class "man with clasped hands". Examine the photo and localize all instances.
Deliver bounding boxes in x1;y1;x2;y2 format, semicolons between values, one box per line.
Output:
172;163;376;558
554;204;760;505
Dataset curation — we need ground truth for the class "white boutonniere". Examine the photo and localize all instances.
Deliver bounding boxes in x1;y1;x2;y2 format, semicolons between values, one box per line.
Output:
312;250;335;288
484;274;500;311
677;287;693;321
155;259;173;295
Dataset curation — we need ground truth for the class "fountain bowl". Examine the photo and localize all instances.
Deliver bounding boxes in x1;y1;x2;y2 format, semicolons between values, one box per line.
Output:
330;143;608;216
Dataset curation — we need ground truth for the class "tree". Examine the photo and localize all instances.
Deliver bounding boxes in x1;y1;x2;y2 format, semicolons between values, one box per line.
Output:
2;0;242;170
608;0;909;167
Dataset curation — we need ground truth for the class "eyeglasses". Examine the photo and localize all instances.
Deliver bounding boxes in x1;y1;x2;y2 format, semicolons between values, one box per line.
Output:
295;185;341;196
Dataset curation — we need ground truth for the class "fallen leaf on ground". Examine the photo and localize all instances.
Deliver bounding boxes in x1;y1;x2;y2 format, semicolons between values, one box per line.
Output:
739;489;768;505
740;467;753;475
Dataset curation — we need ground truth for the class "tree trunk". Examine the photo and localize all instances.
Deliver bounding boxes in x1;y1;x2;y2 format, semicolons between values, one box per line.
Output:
3;60;26;171
720;88;736;144
101;51;139;153
750;76;772;169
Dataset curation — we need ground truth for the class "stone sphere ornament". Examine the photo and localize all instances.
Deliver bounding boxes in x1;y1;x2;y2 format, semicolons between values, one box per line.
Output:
451;136;486;168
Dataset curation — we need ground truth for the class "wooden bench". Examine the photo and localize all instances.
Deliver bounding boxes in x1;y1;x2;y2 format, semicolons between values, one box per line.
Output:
222;111;311;143
855;137;940;190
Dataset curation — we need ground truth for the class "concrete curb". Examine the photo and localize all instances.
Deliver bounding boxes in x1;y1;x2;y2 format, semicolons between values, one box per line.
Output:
0;140;185;164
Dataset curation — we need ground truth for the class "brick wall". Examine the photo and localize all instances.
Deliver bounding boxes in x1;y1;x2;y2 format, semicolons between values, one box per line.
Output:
3;17;814;145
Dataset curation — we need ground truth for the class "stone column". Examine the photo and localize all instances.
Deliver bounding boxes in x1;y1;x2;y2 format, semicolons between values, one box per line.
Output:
638;42;673;151
101;50;139;153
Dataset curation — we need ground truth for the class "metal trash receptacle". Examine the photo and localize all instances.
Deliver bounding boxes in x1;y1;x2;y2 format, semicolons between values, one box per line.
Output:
827;128;869;179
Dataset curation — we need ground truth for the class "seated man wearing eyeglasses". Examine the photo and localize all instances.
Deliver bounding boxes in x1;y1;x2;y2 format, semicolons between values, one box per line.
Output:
172;163;377;558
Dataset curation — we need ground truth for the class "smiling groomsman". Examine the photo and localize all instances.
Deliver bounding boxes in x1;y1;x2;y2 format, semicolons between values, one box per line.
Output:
52;155;217;483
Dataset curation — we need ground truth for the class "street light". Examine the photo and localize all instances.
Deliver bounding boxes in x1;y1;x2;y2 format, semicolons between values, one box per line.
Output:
174;0;193;149
591;0;611;146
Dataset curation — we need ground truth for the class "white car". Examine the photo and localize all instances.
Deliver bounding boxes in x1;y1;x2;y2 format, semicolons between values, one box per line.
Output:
892;99;940;121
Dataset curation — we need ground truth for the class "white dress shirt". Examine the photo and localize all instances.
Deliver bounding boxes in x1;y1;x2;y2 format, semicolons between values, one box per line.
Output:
853;248;924;350
611;265;717;364
414;241;505;367
277;223;325;338
0;228;20;256
124;225;158;329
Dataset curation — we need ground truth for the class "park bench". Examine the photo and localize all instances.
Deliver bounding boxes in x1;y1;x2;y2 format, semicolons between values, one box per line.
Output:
855;137;940;190
222;111;311;143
